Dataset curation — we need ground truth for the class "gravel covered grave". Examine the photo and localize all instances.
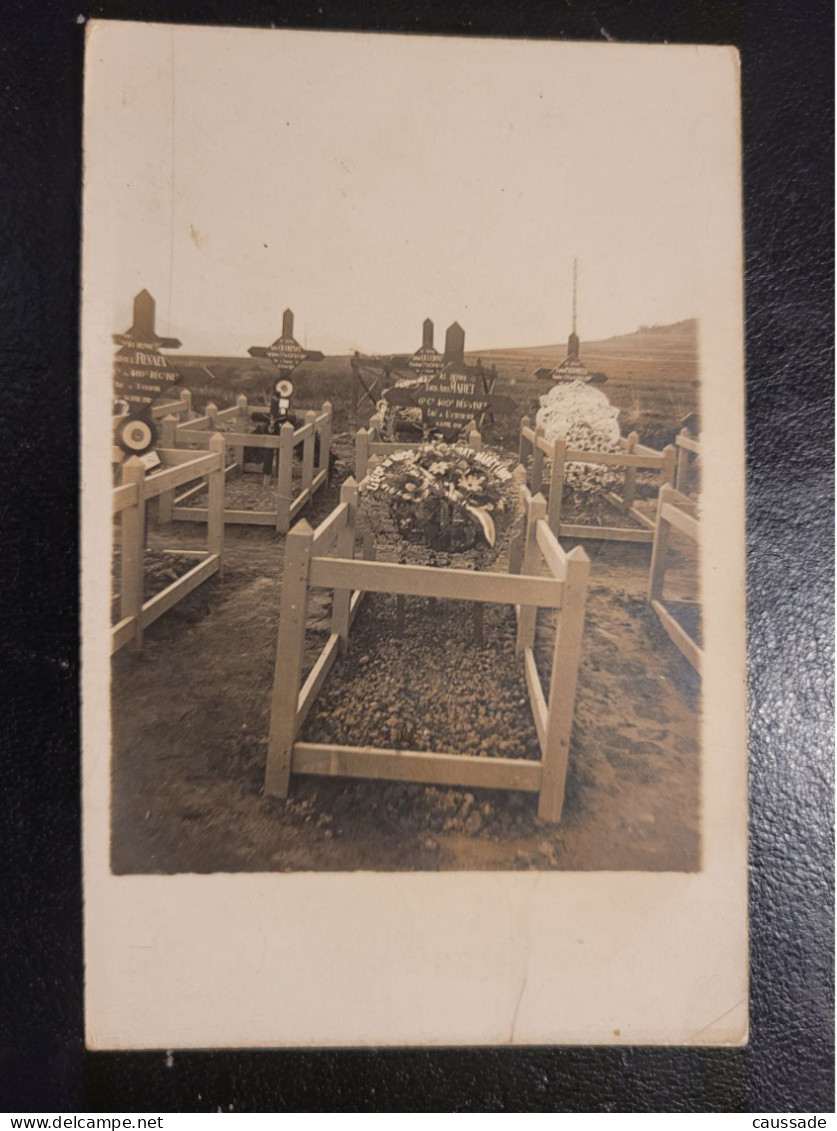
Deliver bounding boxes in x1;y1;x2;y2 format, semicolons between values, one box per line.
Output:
302;597;542;760
174;471;277;513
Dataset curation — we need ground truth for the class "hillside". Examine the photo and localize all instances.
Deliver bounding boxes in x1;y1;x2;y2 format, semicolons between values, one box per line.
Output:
465;319;700;446
467;319;698;382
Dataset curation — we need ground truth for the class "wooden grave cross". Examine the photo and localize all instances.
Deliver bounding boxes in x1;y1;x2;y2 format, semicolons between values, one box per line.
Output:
384;367;514;439
248;308;324;376
349;353;414;422
112;289;182;410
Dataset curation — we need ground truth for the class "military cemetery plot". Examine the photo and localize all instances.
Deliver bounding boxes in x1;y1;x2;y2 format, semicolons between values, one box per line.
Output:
107;280;702;875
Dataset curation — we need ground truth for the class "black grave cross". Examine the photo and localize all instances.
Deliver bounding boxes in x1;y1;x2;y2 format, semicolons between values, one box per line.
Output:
406;318;445;380
112;289;182;410
248;308;325;376
384;370;515;439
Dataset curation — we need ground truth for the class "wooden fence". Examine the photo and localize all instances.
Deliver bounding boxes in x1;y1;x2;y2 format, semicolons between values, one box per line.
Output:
647;483;703;675
164;397;333;533
674;429;701;494
112;433;225;653
265;482;589;823
518;417;676;543
356;412;483;479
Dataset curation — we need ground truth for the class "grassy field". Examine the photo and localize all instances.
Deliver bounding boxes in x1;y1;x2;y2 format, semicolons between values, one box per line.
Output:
172;318;699;450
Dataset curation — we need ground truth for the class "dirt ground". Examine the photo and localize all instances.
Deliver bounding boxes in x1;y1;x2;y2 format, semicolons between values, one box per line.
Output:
111;437;701;874
111;548;205;624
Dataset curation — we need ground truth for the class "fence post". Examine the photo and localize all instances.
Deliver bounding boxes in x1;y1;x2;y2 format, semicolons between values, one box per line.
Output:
519;416;530;465
207;433;225;575
160;413;178;451
158;415;178;524
539;544;590;822
622;431;639;511
206;402;218;432
233;395;248;474
355;428;370;481
318;402;333;480
368;413;383;440
675;430;690;492
531;425;545;495
508;523;525;575
301;410;317;497
265;519;314;798
119;456;146;648
660;443;676;489
332;477;358;645
515;492;547;654
546;438;566;535
468;422;482;451
648;484;673;602
180;388;193;420
275;422;295;534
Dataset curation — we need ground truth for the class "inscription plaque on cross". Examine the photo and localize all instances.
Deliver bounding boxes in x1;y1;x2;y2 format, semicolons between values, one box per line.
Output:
407;318;444;379
248;308;324;376
385;368;515;439
112;289;182;409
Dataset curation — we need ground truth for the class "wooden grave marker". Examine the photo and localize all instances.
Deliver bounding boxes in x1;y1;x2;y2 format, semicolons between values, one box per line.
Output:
385;368;515;438
248;308;324;375
407;318;445;379
112;289;182;409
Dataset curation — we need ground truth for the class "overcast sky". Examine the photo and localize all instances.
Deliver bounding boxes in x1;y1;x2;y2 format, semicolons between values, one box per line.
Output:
84;24;736;356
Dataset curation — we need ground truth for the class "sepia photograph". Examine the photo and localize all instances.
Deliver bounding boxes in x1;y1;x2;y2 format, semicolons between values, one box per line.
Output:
82;22;747;1048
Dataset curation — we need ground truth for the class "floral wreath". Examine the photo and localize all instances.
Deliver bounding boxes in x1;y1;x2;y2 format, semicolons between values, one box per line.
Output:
359;442;524;559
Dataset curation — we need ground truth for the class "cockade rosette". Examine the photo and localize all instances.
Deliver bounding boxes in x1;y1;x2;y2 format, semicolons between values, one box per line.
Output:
359;443;525;563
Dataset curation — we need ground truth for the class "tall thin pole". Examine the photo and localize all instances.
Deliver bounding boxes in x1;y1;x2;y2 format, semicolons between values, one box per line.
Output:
572;258;578;338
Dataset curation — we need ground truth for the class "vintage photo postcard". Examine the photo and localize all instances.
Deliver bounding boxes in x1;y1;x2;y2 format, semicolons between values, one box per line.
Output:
82;22;747;1048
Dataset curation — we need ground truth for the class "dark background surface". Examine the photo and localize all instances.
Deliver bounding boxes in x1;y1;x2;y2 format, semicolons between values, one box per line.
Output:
1;0;833;1113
